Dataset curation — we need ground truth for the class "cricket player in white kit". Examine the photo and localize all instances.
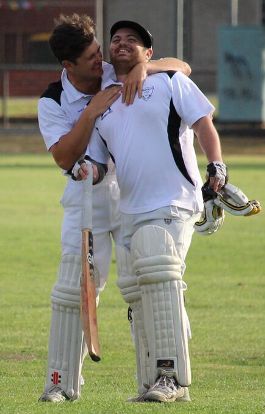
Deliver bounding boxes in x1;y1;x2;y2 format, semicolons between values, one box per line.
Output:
37;14;191;403
81;20;228;403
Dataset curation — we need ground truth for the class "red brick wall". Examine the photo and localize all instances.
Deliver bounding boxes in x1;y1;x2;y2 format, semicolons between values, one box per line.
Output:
0;1;96;96
0;3;96;34
0;69;61;96
15;70;59;97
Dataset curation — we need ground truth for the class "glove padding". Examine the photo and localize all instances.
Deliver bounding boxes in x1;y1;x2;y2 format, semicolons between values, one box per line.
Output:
70;159;87;181
194;199;225;236
206;161;228;188
68;156;107;184
194;182;261;236
213;183;261;216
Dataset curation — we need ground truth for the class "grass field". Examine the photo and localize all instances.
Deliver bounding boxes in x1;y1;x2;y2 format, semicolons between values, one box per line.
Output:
0;146;264;413
1;97;38;118
0;95;218;119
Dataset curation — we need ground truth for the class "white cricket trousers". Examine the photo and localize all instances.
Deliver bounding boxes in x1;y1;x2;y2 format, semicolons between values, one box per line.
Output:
60;173;121;290
120;205;201;277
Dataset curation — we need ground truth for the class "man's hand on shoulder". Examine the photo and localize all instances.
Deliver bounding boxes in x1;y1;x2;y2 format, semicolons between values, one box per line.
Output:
122;62;147;105
122;58;191;106
88;86;122;118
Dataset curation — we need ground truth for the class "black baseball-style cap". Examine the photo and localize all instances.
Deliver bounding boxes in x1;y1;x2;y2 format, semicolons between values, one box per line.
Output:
110;20;153;48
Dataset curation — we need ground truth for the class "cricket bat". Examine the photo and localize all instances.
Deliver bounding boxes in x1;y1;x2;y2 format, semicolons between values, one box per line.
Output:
80;162;100;362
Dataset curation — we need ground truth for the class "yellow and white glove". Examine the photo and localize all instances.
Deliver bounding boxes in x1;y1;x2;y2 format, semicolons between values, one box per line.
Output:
195;182;261;236
213;183;261;216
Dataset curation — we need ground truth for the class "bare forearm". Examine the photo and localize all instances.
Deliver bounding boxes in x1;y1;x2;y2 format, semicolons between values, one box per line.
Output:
147;58;191;76
50;86;121;170
50;110;97;170
193;116;223;163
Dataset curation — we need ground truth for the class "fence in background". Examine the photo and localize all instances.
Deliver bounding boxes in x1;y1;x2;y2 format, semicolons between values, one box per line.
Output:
0;64;60;127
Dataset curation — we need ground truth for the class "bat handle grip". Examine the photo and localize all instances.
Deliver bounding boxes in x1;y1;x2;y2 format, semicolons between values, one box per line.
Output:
82;161;93;230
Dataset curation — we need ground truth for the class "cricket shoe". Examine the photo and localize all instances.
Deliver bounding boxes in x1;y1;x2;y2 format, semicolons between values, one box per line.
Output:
127;392;148;403
128;381;190;403
144;374;186;403
38;386;70;403
127;385;150;403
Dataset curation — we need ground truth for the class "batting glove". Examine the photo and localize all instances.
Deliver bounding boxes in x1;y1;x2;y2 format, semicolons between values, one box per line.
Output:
194;200;225;236
214;183;262;216
70;158;88;181
194;180;225;236
68;157;107;184
206;161;228;189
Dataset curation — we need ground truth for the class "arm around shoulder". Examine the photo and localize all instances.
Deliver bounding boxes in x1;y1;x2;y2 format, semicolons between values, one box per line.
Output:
147;58;191;76
122;57;191;104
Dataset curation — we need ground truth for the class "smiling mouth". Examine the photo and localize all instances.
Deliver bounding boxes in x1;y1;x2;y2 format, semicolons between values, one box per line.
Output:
117;49;130;55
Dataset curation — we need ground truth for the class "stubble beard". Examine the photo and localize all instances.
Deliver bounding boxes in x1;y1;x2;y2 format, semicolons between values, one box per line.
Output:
111;55;138;76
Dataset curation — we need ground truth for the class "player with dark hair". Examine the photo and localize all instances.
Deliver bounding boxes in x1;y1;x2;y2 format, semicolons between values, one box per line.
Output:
38;14;192;403
80;20;227;403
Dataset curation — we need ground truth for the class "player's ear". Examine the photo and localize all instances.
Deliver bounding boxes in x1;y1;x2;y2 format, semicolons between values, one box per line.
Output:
146;48;153;61
62;60;74;71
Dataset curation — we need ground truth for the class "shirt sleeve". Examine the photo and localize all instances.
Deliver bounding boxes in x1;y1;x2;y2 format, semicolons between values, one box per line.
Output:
38;97;72;150
171;72;215;128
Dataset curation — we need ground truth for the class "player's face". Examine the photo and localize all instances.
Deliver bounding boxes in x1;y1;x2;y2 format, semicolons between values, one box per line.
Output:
67;40;103;81
109;28;152;66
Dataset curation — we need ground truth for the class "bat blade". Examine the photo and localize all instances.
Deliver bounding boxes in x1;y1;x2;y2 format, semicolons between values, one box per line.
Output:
81;228;101;362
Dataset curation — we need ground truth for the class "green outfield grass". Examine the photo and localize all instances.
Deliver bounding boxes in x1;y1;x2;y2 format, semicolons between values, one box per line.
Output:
0;154;264;414
1;97;38;118
1;95;218;119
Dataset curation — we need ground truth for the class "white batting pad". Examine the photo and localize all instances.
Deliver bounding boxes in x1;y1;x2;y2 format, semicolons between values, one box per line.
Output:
131;225;191;387
116;246;150;394
116;245;139;304
45;255;85;400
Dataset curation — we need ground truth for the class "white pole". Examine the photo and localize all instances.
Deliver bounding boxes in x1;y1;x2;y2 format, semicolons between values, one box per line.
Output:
95;0;104;48
177;0;184;60
231;0;239;26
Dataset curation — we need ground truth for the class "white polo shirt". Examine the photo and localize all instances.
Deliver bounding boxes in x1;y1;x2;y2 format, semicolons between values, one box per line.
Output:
88;71;215;214
38;62;115;151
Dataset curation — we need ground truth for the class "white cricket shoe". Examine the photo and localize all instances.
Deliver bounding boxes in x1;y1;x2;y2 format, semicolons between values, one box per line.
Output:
38;386;69;403
128;380;191;403
144;375;186;403
177;387;191;402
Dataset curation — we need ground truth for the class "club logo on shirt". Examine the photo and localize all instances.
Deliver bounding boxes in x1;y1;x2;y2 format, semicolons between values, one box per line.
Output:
141;86;154;101
101;107;113;120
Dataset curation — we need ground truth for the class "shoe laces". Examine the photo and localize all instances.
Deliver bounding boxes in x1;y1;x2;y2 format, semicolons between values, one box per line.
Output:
155;375;178;390
47;385;65;395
